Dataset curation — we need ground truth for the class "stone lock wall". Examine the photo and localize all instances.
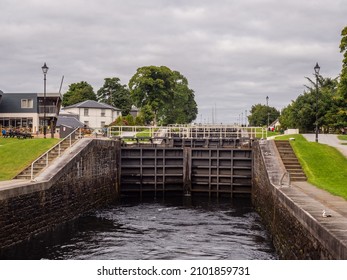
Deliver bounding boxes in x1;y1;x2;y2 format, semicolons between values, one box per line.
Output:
252;140;336;259
0;139;121;258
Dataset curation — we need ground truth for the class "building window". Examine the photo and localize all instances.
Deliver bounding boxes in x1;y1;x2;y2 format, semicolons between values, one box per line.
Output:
21;99;33;108
84;121;89;127
84;108;89;116
101;121;106;127
101;109;106;117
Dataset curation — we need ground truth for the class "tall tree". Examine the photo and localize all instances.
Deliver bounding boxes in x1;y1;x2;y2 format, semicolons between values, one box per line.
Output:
62;81;96;107
248;104;280;127
129;66;197;125
97;77;132;116
280;76;340;132
159;71;198;125
336;26;347;128
338;26;347;99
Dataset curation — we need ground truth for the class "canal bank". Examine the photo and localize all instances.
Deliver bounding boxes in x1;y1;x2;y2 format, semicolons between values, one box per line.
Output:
0;138;120;258
252;140;347;259
1;137;347;259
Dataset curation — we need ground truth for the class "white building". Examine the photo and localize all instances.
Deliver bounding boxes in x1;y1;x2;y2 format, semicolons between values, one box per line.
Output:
62;100;121;129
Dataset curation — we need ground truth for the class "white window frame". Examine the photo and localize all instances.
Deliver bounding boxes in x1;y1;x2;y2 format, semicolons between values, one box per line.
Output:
21;99;33;108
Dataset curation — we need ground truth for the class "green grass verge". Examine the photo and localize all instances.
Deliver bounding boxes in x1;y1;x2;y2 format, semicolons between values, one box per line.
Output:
136;130;151;137
338;135;347;141
0;138;59;181
275;134;347;200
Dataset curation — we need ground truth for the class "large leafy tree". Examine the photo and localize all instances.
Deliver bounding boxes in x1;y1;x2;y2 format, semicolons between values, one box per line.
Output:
159;71;198;125
280;27;347;133
129;66;197;125
280;76;340;132
97;77;132;116
129;66;175;125
336;26;347;127
248;104;280;127
62;81;96;107
338;26;347;99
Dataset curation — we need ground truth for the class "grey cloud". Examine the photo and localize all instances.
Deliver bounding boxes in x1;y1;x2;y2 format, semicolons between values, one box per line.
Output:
0;0;346;123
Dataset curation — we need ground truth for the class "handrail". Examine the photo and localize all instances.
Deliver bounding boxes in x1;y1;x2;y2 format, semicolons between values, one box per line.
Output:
108;125;265;140
280;171;291;187
30;128;81;181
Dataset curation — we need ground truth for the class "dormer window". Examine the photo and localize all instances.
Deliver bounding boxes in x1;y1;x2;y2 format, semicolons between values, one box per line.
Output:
21;99;33;108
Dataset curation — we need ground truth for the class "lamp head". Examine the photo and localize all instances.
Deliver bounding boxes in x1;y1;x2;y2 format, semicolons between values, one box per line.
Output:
42;63;49;74
314;62;320;75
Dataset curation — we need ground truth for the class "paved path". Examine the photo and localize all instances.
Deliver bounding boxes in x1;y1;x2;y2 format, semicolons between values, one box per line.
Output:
302;133;347;157
294;134;347;219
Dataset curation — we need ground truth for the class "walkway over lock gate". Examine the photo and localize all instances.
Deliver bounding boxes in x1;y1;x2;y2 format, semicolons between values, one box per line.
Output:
116;125;259;198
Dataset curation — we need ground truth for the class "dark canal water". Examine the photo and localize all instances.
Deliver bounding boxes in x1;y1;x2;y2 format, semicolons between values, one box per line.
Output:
34;197;277;260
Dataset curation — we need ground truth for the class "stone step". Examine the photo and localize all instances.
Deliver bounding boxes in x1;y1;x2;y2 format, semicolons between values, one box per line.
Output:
280;155;299;159
14;137;80;180
15;174;32;180
288;169;306;174
282;159;300;164
275;140;307;182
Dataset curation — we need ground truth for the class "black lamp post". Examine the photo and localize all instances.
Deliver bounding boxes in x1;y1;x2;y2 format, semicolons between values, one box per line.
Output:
314;62;320;143
266;96;269;129
41;63;49;138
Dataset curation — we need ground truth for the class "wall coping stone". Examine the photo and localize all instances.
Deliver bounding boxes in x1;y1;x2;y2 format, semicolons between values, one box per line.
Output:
0;138;109;201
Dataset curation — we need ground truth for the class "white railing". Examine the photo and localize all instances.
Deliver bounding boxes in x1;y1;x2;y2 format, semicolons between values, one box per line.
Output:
280;171;291;187
30;128;81;181
107;125;267;140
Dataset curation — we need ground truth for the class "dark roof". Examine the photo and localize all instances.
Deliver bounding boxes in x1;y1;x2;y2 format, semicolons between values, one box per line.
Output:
63;100;120;110
0;93;38;113
56;116;85;128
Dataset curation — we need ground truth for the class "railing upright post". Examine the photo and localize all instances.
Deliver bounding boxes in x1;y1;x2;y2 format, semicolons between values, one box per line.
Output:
31;163;34;181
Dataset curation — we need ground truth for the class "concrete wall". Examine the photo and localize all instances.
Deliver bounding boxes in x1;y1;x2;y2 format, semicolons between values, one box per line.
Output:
252;140;347;259
0;138;120;258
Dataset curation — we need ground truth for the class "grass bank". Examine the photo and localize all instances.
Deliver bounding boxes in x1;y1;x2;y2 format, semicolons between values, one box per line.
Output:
0;138;59;181
275;134;347;200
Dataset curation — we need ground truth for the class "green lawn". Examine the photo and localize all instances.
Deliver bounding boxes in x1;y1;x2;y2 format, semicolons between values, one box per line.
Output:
338;135;347;141
0;138;59;180
275;134;347;200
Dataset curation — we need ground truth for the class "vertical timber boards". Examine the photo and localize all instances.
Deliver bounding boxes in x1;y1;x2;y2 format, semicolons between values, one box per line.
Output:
190;148;252;197
120;147;252;197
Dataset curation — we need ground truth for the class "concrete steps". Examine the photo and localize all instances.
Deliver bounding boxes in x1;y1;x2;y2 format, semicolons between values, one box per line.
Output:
14;138;78;180
275;140;307;182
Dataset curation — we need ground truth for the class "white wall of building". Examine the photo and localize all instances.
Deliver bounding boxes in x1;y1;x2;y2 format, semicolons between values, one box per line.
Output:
0;112;39;132
63;107;120;128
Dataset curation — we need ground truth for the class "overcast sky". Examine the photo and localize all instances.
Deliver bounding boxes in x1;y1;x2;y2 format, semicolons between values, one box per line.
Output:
0;0;346;124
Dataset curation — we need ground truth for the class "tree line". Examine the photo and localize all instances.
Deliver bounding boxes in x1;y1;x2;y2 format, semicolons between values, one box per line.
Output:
248;26;347;133
62;66;198;126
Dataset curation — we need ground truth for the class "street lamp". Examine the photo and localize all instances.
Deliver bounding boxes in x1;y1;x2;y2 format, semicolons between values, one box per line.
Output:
41;63;49;139
266;96;269;129
314;62;320;143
